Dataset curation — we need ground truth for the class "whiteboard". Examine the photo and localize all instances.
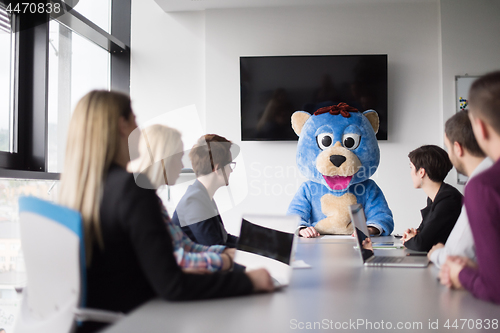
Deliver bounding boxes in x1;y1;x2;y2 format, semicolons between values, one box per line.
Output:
456;76;478;112
455;76;479;185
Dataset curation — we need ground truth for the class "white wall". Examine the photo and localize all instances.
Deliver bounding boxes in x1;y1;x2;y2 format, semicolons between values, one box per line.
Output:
131;1;206;128
440;0;500;190
131;0;453;235
130;1;208;215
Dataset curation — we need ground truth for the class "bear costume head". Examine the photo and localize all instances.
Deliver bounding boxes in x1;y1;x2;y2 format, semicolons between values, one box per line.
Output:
292;103;380;195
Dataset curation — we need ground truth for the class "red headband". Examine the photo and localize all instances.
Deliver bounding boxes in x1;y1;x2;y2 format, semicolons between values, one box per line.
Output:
313;102;359;118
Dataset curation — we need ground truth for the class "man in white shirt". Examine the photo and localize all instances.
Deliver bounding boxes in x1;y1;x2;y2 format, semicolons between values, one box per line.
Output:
428;110;493;268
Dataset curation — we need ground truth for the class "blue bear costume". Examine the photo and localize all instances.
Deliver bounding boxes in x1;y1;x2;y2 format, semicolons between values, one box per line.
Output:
287;103;394;235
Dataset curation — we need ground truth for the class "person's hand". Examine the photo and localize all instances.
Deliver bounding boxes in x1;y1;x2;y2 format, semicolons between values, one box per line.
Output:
448;255;477;269
220;248;236;270
367;226;380;236
402;228;417;244
401;229;409;242
438;262;452;287
439;256;477;289
299;226;320;238
361;238;373;251
440;257;464;289
223;248;236;258
428;243;445;259
220;252;233;271
462;257;477;269
246;268;274;293
447;258;465;289
182;267;211;274
404;228;417;241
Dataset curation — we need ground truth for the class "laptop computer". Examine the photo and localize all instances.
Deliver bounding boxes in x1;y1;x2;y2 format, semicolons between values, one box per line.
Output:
349;204;429;268
234;214;300;287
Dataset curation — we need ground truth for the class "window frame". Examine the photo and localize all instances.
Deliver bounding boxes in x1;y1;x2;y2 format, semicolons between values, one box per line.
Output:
0;0;131;180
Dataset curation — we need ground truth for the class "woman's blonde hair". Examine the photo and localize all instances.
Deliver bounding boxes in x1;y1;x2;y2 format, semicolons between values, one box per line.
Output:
59;90;132;265
127;124;182;188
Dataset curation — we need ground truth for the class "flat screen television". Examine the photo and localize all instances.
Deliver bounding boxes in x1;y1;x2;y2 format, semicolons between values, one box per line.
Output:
240;55;388;141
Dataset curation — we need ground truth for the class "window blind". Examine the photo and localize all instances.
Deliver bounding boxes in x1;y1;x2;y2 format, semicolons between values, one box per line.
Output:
0;3;10;34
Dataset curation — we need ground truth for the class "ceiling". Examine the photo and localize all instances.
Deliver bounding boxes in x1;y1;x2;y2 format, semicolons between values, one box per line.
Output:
154;0;435;13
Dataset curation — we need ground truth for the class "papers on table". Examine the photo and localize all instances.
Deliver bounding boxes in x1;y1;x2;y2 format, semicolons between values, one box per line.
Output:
291;260;311;269
320;235;355;240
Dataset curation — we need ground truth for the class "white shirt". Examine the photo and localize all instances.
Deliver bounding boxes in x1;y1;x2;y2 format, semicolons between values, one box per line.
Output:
429;157;494;268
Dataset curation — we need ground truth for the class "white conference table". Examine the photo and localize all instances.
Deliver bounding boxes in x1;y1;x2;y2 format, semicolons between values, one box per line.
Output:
102;236;500;333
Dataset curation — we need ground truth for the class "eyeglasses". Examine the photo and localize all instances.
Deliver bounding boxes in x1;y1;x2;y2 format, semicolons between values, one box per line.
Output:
228;162;236;171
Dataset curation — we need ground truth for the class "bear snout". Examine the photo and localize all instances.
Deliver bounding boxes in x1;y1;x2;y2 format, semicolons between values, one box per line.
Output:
330;155;346;167
316;146;361;177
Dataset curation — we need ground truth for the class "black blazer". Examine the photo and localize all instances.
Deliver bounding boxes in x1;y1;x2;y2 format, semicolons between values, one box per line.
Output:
404;182;463;252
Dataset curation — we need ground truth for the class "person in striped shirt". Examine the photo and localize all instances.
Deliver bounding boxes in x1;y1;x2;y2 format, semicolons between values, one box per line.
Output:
128;124;234;273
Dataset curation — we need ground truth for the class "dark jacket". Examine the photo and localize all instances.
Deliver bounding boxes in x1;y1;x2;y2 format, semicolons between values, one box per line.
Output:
172;180;238;247
404;182;463;252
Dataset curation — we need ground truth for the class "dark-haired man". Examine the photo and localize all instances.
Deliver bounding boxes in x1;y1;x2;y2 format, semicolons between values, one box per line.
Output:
428;110;492;268
440;71;500;304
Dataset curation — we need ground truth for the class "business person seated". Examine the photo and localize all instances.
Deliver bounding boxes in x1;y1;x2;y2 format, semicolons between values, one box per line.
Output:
127;124;235;273
172;134;239;247
401;145;462;252
439;71;500;304
58;91;274;333
428;110;493;268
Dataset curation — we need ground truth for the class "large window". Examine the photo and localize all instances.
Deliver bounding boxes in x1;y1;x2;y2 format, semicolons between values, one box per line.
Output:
0;5;12;153
0;0;131;179
47;20;110;172
70;0;111;33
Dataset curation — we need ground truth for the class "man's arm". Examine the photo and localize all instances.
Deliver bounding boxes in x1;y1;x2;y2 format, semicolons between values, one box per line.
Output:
459;179;500;303
428;243;446;267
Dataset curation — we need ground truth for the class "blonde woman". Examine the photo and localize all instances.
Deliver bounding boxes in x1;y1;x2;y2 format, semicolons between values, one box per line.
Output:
127;124;235;272
59;91;273;333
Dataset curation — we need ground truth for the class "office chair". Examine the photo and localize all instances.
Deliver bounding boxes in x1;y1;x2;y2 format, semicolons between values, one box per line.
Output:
14;196;124;333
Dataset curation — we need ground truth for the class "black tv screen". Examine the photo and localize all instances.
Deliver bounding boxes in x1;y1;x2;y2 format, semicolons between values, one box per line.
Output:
240;55;388;141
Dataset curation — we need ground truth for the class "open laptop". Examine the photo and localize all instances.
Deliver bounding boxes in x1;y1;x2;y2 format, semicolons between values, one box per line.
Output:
349;204;429;267
234;214;300;287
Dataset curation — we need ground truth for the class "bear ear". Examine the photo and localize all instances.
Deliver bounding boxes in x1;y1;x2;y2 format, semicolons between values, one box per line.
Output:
363;110;379;134
291;111;311;136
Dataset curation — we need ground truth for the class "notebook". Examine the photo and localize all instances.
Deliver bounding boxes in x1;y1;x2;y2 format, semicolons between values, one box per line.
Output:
349;204;429;268
234;214;300;287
